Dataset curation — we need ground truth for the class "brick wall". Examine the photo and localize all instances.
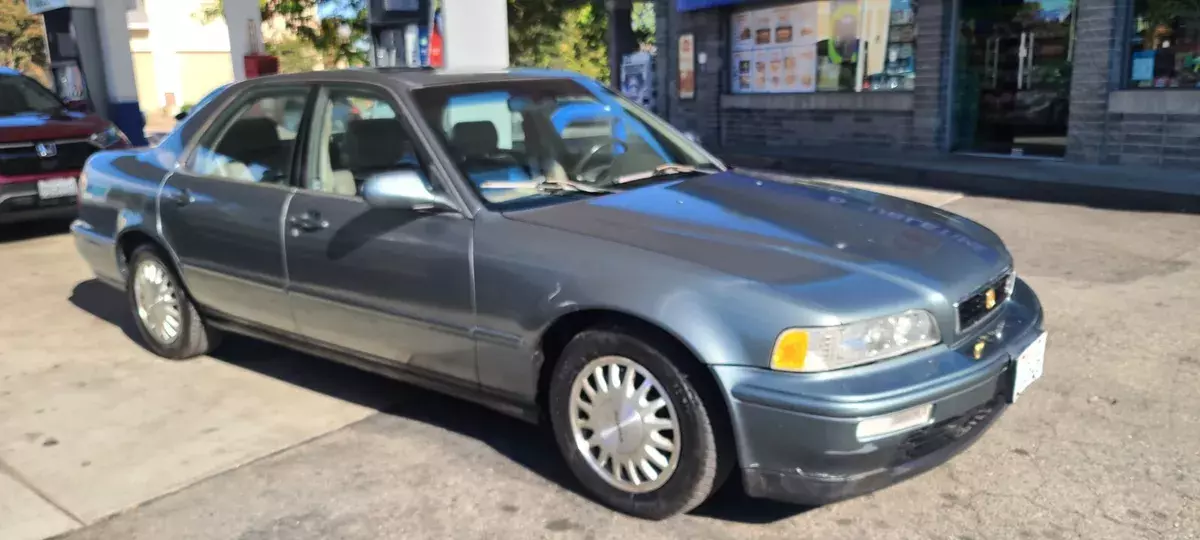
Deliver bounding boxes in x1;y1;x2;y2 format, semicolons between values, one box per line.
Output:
721;107;913;149
910;0;950;151
1065;0;1125;163
1102;113;1200;169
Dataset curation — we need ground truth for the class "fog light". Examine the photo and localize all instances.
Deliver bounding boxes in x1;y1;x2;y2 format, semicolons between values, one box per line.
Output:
855;403;934;441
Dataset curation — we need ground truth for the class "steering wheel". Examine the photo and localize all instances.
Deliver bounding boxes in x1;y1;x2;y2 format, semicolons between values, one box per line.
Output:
571;140;627;184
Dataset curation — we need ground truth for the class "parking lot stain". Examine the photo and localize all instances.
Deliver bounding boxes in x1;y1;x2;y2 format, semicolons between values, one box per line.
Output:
1012;447;1032;457
500;504;518;513
42;437;59;447
545;518;581;532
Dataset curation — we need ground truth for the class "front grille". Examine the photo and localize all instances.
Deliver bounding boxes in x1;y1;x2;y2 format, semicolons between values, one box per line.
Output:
957;273;1011;331
0;140;96;177
893;397;1002;465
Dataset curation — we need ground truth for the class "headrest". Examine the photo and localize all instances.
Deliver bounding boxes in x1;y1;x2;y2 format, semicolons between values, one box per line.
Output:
345;118;412;171
450;121;499;157
220;117;280;152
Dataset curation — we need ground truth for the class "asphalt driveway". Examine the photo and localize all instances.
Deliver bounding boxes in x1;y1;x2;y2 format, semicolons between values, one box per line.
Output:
0;182;1196;540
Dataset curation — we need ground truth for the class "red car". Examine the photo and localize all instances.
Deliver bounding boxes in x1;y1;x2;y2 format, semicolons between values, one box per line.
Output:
0;67;130;224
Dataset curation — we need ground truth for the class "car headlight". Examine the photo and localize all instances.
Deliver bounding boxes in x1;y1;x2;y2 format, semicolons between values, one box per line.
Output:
89;125;128;148
771;310;941;372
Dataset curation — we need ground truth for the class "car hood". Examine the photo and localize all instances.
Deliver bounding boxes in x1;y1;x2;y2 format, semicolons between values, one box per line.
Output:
504;171;1012;307
0;111;106;144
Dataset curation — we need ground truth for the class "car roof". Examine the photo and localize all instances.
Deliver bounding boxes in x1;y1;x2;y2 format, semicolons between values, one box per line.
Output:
239;67;588;90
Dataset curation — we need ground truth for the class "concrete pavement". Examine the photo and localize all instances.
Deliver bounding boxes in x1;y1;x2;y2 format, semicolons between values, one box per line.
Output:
1;183;1197;540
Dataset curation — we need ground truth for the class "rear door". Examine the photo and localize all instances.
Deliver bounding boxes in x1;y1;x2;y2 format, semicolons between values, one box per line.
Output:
159;85;313;331
283;83;477;383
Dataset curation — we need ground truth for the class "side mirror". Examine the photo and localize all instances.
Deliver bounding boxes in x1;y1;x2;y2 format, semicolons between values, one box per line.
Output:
361;169;455;212
174;111;188;121
65;100;90;113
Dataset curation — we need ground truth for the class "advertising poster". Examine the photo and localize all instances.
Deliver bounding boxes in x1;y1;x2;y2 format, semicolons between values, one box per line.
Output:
679;34;696;99
732;11;754;51
1131;50;1155;82
732;51;754;92
621;52;653;108
752;49;769;91
765;48;784;92
729;3;819;94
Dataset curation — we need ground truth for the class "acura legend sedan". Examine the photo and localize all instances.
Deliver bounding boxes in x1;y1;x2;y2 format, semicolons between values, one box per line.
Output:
71;68;1046;519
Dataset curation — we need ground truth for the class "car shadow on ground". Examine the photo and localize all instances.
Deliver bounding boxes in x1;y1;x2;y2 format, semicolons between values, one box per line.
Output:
67;278;809;525
0;218;72;243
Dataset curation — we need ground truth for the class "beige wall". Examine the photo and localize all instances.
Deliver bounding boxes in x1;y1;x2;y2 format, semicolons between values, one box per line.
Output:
178;52;235;106
132;52;160;113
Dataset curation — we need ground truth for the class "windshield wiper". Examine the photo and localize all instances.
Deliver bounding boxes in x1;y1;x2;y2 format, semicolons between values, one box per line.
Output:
478;175;617;195
613;164;718;185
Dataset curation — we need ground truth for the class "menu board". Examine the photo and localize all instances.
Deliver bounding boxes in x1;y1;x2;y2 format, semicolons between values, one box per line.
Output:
730;3;823;94
730;0;915;93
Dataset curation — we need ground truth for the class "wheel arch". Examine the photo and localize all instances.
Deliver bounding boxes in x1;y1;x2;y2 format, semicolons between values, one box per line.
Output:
534;308;737;448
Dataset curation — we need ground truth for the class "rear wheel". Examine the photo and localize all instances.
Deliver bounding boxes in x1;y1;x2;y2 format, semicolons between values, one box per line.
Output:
126;245;220;359
548;328;728;520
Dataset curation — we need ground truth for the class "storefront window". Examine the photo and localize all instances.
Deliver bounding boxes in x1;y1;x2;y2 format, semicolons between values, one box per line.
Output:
1128;0;1200;88
729;0;917;94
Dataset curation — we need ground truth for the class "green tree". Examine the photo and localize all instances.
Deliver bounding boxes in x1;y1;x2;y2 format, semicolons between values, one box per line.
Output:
265;35;321;73
508;0;609;81
632;1;655;47
198;0;368;67
0;0;49;85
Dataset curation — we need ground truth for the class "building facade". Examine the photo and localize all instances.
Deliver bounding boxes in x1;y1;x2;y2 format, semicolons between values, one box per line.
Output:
127;0;309;118
653;0;1200;171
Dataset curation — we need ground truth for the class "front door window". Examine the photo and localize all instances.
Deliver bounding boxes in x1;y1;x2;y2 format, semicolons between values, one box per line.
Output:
953;0;1076;158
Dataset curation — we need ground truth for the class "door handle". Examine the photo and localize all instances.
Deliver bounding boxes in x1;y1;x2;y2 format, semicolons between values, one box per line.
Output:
168;189;194;207
288;211;329;232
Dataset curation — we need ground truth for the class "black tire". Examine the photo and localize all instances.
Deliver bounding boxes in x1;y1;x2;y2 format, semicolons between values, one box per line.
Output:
126;244;220;360
547;327;731;520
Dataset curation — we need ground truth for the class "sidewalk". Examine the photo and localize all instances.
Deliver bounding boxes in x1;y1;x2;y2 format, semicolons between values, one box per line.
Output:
720;145;1200;213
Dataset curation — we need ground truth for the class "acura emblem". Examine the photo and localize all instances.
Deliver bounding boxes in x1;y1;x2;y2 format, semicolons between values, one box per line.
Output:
35;142;57;158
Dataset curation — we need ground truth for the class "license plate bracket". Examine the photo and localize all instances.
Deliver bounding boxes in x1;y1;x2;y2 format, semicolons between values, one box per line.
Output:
36;177;78;200
1010;331;1047;403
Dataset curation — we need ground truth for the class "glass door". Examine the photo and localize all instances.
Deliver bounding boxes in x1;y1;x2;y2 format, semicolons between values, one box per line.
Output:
953;0;1076;158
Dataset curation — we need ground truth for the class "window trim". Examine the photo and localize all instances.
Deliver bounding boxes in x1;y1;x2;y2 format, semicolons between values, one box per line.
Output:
178;84;317;186
296;82;450;202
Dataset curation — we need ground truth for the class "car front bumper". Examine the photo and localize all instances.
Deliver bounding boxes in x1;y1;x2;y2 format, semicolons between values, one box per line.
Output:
0;175;79;224
712;279;1044;506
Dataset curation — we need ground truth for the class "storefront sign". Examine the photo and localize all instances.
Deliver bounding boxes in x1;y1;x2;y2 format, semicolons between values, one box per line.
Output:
679;34;696;100
678;0;750;11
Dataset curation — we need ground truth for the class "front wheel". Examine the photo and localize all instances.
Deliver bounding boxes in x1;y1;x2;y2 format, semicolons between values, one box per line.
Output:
126;245;220;359
548;328;728;519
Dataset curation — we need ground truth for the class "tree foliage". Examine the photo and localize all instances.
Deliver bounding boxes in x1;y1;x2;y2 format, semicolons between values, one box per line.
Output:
0;0;49;85
508;0;609;81
198;0;368;67
198;0;620;79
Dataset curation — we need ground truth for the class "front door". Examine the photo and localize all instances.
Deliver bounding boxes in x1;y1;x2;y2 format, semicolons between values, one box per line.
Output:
159;86;312;331
953;0;1076;158
283;84;477;384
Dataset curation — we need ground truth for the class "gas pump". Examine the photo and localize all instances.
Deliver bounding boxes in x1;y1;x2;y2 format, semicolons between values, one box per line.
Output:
40;7;106;113
31;2;148;146
368;0;438;68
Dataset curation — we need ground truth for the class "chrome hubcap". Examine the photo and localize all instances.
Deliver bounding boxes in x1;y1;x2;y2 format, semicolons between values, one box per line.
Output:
569;356;680;493
133;260;182;345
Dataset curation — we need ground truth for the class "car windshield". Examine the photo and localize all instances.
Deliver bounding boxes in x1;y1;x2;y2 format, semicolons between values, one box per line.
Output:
0;75;66;116
412;77;719;208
